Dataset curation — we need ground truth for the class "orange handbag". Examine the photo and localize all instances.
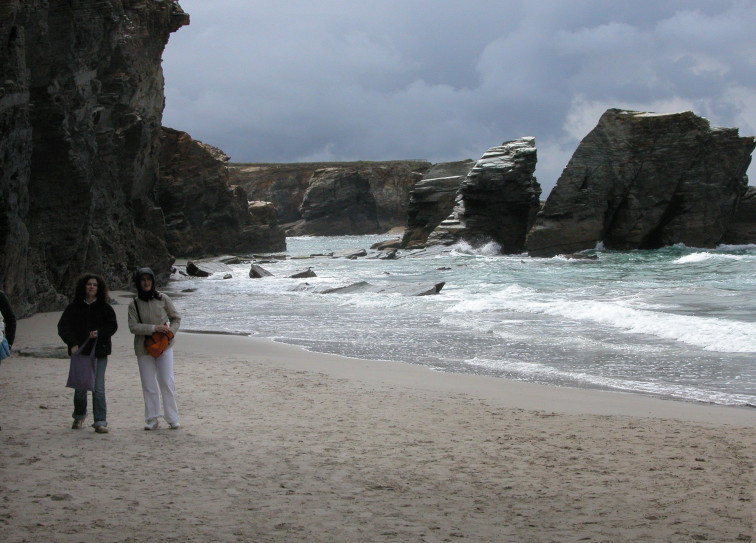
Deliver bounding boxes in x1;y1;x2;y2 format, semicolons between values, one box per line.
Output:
145;329;173;358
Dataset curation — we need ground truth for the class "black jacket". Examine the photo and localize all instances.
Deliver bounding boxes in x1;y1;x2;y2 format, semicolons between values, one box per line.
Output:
0;290;16;346
57;298;118;358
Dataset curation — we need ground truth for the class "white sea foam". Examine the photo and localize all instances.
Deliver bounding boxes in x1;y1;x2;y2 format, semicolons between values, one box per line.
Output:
673;252;744;264
445;285;756;353
171;236;756;407
449;240;502;256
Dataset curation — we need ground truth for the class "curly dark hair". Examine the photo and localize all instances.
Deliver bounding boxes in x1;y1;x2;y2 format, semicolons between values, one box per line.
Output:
74;273;109;303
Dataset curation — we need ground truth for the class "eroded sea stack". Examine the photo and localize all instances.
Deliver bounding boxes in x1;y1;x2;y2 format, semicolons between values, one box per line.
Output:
401;160;475;249
426;138;541;253
526;109;756;257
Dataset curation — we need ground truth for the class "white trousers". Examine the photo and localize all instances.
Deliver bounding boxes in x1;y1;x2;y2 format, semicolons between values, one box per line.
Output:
137;348;179;425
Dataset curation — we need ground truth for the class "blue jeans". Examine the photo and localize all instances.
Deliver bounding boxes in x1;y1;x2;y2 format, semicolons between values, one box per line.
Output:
72;356;108;427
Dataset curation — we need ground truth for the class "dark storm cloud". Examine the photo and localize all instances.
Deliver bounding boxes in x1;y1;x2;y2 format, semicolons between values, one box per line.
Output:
162;1;756;195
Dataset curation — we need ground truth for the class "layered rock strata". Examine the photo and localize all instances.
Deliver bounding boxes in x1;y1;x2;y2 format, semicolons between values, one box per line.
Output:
0;0;188;313
157;128;286;256
723;186;756;244
287;168;381;236
427;138;541;253
401;160;475;248
228;160;431;231
526;109;756;257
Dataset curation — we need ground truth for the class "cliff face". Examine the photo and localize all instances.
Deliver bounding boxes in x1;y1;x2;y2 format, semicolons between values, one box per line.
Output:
229;160;431;232
526;109;756;257
157;127;286;256
287;168;380;236
401;160;475;248
427;138;541;253
1;0;189;314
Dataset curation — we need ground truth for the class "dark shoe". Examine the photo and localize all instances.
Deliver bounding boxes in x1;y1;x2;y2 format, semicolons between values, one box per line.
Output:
72;417;86;430
95;425;109;434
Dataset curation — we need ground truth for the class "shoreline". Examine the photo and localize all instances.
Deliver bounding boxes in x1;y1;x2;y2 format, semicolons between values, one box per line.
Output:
140;288;755;424
1;292;753;541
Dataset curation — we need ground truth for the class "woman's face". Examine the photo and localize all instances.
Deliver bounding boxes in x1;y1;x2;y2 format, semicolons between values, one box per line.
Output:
139;275;153;291
85;278;98;298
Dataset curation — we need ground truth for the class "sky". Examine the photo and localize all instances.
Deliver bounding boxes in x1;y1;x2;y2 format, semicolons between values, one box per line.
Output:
161;0;756;197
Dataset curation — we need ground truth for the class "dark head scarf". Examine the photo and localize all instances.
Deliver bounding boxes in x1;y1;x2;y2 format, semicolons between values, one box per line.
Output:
134;267;162;301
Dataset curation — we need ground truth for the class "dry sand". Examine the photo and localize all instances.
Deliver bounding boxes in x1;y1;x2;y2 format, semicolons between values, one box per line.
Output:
1;291;753;542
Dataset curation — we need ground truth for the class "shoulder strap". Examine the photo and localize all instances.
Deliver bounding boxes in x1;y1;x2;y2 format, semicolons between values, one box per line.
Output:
134;297;143;323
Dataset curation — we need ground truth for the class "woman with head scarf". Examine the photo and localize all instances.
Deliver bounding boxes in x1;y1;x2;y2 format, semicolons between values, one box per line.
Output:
57;273;118;433
127;268;181;430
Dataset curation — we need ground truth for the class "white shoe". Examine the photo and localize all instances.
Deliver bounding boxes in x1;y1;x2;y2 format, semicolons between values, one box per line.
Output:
168;422;180;430
144;419;159;431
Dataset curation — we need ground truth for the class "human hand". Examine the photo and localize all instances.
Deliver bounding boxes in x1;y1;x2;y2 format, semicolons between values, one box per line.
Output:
89;330;98;338
155;324;170;334
71;345;79;354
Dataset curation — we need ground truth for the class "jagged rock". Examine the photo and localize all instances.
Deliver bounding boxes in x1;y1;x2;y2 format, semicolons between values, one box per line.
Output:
319;281;445;296
289;268;316;278
222;274;232;280
427;139;541;253
401;160;475;248
247;201;279;225
723;186;756;244
186;260;232;278
229;160;431;230
561;253;599;260
371;238;402;250
332;249;368;259
287;168;380;236
0;0;188;314
158;127;286;256
319;281;373;294
249;264;273;278
377;249;398;260
526;109;756;257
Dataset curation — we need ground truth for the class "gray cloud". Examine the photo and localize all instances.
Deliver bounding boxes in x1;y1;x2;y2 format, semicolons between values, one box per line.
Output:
162;0;756;196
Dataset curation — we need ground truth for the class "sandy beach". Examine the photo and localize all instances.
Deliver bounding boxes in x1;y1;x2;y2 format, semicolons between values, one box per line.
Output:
1;291;753;543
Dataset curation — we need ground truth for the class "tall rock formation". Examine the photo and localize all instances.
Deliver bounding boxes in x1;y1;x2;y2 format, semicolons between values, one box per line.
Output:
401;160;475;248
0;0;188;314
288;168;381;236
157;128;286;256
526;109;756;257
228;160;431;232
723;186;756;244
427;138;541;253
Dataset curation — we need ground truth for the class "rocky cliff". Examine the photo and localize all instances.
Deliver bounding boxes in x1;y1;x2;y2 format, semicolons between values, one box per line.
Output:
401;160;475;248
526;109;756;257
287;168;380;236
157;127;286;256
1;0;190;314
427;138;541;253
229;160;431;233
723;186;756;244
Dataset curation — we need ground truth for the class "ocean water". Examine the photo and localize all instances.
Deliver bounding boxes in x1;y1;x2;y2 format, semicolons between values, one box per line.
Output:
168;236;756;408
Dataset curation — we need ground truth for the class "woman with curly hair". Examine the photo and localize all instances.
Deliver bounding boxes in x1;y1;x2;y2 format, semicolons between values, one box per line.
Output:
57;273;118;433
